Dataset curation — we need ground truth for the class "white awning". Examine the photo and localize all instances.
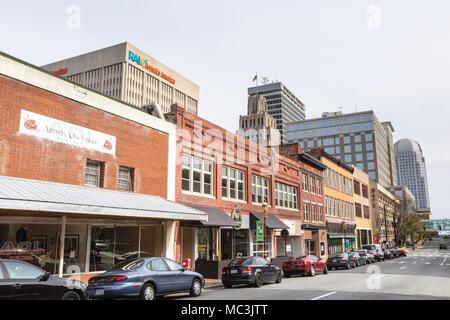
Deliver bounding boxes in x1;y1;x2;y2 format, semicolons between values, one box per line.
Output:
0;175;207;221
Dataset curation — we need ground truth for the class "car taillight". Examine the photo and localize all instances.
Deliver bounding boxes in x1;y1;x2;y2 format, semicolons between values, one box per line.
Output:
88;277;96;284
326;259;330;263
108;276;128;281
221;269;226;274
242;268;253;274
340;258;346;261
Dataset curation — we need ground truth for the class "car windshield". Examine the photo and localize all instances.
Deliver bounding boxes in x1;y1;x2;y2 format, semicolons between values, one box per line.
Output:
362;245;376;250
228;257;252;266
107;259;145;272
359;251;367;254
290;256;307;261
338;253;348;258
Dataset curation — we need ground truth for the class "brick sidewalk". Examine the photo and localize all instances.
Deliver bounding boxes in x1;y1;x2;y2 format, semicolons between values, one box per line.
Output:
205;278;223;289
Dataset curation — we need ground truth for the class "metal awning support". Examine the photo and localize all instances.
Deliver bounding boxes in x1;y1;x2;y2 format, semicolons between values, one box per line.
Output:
58;216;66;277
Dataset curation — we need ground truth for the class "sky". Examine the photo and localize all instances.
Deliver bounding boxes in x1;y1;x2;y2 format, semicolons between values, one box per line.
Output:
1;0;449;218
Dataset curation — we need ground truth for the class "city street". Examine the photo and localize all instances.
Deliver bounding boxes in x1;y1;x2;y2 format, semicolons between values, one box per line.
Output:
174;239;450;300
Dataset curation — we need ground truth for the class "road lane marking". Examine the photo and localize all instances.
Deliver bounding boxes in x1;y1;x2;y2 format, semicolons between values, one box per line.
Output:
425;262;431;265
444;256;448;263
310;291;337;300
412;262;417;264
400;266;407;270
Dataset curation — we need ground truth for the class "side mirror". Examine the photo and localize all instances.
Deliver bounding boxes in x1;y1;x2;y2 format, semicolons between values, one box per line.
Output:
40;272;51;282
270;258;274;263
181;267;188;272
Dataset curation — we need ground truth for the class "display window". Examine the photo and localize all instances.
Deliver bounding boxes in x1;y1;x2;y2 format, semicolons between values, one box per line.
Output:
0;223;59;274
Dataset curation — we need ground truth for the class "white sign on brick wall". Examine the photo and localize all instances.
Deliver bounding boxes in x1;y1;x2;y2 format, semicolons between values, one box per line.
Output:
19;110;116;155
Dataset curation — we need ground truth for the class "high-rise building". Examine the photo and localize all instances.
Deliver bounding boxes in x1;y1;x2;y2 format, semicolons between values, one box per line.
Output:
286;110;397;186
248;82;305;144
237;95;280;147
41;42;200;115
394;139;431;210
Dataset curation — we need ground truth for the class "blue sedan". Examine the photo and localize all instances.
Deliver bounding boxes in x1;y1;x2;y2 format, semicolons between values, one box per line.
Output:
87;257;205;300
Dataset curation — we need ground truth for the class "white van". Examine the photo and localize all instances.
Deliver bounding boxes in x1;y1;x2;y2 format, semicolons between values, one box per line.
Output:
361;244;385;261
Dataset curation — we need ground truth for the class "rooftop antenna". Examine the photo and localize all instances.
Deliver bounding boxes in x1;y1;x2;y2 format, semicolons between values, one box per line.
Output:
261;77;269;85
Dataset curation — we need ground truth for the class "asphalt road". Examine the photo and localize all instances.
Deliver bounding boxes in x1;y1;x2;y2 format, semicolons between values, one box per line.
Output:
172;238;450;300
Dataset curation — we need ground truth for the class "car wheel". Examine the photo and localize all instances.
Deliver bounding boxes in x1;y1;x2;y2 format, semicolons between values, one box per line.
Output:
61;291;81;300
141;283;156;301
190;278;202;297
309;266;316;277
284;272;291;278
255;273;263;287
323;265;328;274
223;283;232;289
276;271;282;283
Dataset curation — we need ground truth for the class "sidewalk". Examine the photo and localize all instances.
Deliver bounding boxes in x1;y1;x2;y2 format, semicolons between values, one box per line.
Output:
205;278;223;289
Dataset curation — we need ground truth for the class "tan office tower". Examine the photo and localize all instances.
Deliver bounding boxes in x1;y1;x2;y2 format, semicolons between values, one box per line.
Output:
41;42;199;115
238;94;280;147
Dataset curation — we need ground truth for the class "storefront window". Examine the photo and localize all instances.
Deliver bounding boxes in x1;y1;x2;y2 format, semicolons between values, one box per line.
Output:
0;223;59;274
197;227;218;261
89;224;163;272
252;229;272;258
221;229;233;260
90;226;115;272
233;229;249;257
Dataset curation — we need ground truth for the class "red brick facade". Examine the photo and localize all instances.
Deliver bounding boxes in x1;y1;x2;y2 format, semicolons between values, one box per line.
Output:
169;106;327;261
0;74;169;198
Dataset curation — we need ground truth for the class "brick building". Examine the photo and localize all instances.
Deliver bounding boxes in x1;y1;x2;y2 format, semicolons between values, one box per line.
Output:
166;107;327;278
0;51;205;279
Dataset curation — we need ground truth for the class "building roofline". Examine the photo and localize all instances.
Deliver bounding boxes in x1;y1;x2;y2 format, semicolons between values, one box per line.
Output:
307;148;354;173
288;110;374;124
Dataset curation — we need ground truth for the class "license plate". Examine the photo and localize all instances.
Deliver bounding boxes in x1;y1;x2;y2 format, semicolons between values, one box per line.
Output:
290;266;296;269
230;269;238;274
333;259;337;262
94;289;104;296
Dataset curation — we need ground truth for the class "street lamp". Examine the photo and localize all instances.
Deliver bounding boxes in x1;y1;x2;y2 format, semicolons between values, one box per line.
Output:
262;199;269;260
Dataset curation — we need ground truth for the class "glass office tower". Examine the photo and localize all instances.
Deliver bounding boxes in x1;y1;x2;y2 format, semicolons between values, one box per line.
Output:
286;111;397;186
394;139;430;209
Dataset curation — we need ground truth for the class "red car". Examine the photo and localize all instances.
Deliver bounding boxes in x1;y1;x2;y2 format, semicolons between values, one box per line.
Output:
282;255;328;278
397;247;408;256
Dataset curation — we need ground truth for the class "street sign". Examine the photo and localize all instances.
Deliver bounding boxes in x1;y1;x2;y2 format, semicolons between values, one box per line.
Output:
256;220;264;242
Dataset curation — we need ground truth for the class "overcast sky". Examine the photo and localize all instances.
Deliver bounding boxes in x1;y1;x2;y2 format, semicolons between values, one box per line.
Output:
1;1;449;219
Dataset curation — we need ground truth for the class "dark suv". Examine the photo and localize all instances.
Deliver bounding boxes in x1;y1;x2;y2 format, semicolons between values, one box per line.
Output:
440;243;447;250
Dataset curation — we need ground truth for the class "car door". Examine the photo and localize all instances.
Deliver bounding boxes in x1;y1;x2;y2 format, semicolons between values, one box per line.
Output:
148;258;174;294
0;263;12;299
2;260;52;300
164;259;188;292
256;257;274;281
312;256;323;272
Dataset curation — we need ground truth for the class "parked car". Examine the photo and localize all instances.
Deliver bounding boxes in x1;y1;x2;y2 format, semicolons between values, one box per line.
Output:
382;248;394;260
386;247;399;258
87;257;205;300
397;247;408;256
358;249;375;264
440;243;447;250
282;255;328;278
222;256;282;288
327;253;357;270
0;259;88;300
348;252;366;266
362;244;385;261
